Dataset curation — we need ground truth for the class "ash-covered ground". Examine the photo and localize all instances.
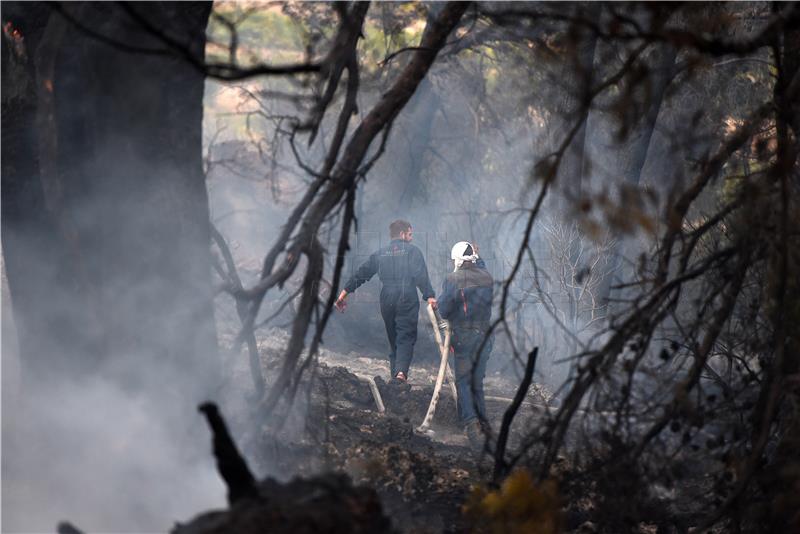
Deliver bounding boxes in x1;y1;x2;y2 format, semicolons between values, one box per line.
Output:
189;326;554;533
182;315;689;534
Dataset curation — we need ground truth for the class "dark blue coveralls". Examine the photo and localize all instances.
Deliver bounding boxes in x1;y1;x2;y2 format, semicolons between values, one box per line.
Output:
438;259;494;426
343;239;435;377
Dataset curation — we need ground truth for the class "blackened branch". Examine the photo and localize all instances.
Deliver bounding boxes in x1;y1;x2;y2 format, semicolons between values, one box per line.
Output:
493;347;538;485
210;224;265;398
198;402;258;505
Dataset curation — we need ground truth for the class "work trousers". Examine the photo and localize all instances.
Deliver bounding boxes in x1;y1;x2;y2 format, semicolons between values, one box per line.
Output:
380;291;419;377
452;327;493;426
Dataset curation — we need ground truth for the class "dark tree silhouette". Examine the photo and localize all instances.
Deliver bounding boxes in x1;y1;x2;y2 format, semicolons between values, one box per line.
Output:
2;2;218;399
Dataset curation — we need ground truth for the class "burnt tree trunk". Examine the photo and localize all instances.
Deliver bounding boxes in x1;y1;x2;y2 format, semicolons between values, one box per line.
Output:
550;3;599;207
2;2;217;399
765;20;800;532
596;43;677;308
1;3;59;382
396;77;439;213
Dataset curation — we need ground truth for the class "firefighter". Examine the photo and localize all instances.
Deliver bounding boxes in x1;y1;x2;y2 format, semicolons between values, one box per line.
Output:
437;241;494;449
335;220;437;382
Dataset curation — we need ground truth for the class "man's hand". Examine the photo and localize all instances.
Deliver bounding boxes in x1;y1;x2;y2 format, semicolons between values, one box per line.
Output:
335;290;348;313
427;297;438;310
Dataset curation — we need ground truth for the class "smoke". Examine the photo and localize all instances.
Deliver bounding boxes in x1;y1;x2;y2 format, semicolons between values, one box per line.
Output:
2;380;226;533
202;14;599;393
199;9;570;394
2;252;228;533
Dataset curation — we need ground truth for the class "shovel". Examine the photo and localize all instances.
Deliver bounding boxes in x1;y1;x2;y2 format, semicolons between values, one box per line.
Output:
417;304;455;433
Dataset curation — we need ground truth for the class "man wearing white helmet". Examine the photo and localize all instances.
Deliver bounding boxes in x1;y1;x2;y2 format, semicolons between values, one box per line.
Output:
437;241;494;449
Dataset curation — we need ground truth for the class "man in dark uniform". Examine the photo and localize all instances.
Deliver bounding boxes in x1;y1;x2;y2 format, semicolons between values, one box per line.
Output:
335;220;437;382
437;241;494;448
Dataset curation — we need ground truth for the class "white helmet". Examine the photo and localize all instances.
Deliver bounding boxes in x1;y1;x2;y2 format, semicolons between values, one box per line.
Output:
450;241;479;271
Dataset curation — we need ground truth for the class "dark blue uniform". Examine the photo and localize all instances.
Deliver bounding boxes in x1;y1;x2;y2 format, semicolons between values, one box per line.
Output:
438;259;494;426
344;239;435;377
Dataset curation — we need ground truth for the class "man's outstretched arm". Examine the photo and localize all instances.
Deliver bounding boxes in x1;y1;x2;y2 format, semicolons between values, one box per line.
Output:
335;253;378;312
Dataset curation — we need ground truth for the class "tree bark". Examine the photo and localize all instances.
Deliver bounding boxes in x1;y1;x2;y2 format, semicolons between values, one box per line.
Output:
596;43;677;307
2;2;218;399
397;77;439;212
551;3;600;206
1;3;63;383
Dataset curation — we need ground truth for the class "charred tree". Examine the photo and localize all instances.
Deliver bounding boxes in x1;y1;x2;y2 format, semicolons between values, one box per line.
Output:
1;2;218;399
596;41;678;307
551;3;599;206
1;3;62;382
396;3;445;215
396;77;439;214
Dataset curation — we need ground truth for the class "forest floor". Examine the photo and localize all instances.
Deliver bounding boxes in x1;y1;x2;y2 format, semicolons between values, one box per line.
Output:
169;315;709;534
200;327;555;533
176;324;695;533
